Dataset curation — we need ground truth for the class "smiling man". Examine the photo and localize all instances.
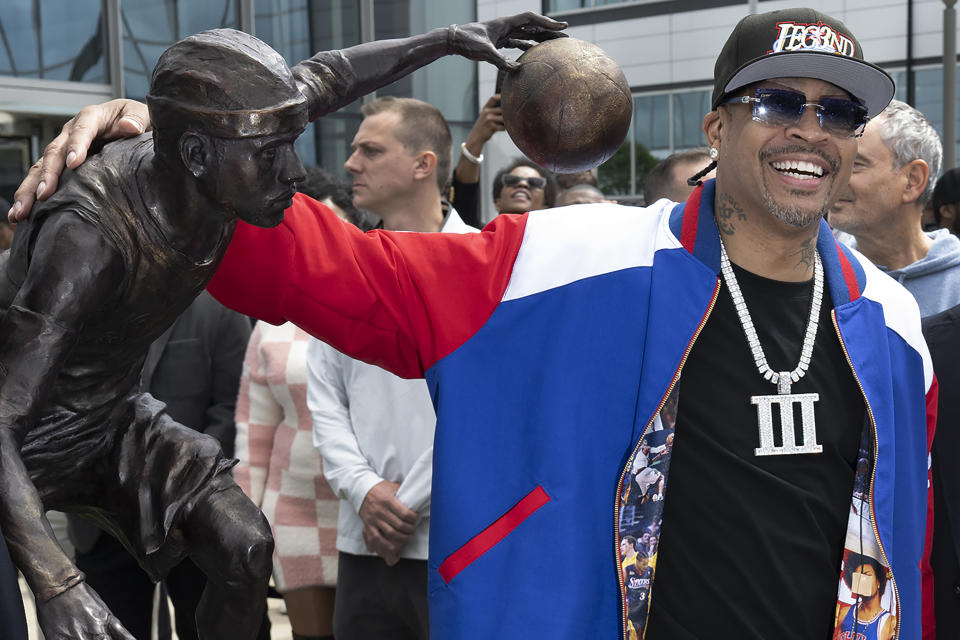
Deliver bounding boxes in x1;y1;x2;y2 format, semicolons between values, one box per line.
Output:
208;11;932;637
829;100;959;318
10;8;935;640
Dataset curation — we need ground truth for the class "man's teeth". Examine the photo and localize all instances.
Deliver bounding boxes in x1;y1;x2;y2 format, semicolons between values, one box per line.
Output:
772;160;824;179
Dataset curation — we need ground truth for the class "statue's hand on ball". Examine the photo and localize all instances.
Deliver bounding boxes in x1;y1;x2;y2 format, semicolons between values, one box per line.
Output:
501;38;632;173
450;12;568;70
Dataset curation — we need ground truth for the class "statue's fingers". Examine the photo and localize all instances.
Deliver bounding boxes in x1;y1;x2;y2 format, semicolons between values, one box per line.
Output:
513;11;567;31
487;51;519;71
503;38;536;51
527;29;568;42
108;615;137;640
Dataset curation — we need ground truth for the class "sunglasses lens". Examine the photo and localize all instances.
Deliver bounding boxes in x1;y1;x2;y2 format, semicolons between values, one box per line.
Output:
819;98;868;136
752;89;866;137
753;90;805;127
502;175;546;190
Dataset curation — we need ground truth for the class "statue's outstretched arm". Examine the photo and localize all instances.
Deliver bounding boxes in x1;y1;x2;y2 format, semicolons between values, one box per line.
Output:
0;213;130;639
293;12;566;121
9;12;566;221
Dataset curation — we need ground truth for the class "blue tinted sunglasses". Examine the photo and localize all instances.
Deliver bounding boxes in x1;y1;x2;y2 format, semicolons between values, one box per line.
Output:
722;88;869;138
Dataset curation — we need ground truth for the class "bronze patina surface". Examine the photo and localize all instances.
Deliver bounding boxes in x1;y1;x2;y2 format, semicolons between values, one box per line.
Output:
501;37;632;173
0;14;564;640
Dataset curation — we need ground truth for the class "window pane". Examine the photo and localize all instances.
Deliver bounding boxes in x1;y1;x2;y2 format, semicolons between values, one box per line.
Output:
256;0;311;62
121;0;240;100
269;0;475;171
598;141;632;196
672;91;709;150
545;0;589;11
0;0;106;82
256;0;319;168
373;0;475;126
632;94;670;193
895;66;960;166
634;94;670;154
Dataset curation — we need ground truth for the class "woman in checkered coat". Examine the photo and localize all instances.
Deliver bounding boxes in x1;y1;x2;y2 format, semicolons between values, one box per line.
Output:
235;321;339;640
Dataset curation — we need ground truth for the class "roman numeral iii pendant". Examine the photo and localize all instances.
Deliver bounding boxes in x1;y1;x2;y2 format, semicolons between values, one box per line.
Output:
751;372;823;456
718;239;826;457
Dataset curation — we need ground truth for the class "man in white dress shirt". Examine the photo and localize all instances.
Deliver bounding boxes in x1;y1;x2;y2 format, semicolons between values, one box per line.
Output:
306;96;477;640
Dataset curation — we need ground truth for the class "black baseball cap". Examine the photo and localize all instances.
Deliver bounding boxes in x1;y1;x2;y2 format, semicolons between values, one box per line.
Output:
712;8;894;118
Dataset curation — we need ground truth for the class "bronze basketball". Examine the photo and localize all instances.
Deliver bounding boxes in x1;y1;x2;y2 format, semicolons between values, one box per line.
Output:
501;37;632;174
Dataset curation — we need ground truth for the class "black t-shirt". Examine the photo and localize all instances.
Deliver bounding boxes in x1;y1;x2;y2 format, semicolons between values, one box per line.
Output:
644;263;865;639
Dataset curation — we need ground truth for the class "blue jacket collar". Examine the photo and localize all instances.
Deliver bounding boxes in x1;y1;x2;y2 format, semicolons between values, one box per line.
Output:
668;178;866;307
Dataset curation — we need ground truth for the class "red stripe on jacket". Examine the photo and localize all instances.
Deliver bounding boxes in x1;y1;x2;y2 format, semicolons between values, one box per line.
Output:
438;486;551;583
922;375;938;640
207;193;527;378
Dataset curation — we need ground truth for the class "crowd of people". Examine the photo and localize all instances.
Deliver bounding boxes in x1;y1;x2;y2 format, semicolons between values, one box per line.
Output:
1;5;960;640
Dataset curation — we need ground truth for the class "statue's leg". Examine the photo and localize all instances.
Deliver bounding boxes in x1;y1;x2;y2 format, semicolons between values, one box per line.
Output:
178;475;273;640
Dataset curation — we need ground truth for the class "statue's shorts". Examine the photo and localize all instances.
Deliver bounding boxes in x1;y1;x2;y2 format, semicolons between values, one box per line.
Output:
20;392;236;580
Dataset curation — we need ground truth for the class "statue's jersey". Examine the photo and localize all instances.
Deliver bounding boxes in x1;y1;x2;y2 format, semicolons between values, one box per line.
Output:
4;134;234;416
0;135;235;572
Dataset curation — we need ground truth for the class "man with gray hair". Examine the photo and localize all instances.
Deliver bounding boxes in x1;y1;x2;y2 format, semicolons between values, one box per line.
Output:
830;99;960;317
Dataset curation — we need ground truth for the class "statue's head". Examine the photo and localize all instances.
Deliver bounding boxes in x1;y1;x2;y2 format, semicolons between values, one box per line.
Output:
147;29;308;227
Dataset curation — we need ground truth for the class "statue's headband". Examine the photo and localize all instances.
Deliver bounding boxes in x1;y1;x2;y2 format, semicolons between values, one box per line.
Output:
146;94;309;139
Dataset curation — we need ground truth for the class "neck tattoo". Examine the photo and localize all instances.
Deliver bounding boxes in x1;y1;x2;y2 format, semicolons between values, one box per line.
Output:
719;239;825;456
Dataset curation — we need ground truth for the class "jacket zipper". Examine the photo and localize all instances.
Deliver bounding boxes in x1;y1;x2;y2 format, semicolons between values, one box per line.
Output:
615;279;720;639
831;311;901;638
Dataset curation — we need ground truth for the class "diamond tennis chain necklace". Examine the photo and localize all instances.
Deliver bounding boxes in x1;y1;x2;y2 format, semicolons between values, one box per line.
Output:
718;239;825;456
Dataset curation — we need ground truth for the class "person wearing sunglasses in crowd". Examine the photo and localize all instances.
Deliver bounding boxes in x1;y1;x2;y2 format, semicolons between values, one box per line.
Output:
491;158;557;214
9;8;935;640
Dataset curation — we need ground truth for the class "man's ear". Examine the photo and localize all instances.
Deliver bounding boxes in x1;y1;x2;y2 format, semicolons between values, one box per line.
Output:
703;110;722;150
180;133;214;179
901;159;930;205
412;150;438;182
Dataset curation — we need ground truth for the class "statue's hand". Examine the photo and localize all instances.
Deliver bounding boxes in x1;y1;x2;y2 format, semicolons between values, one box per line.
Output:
9;99;150;222
35;581;136;640
449;12;567;71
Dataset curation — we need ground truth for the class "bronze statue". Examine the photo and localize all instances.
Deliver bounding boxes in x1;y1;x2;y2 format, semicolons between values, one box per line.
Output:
0;15;564;640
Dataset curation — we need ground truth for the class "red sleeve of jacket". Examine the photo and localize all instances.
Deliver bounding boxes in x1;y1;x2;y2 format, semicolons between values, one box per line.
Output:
207;193;527;379
922;374;938;640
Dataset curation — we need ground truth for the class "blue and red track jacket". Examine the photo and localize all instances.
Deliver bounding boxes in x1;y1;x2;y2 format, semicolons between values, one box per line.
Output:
208;180;936;639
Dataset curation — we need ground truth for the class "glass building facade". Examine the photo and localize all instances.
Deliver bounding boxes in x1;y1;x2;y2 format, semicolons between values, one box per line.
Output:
1;0;959;207
544;0;634;12
0;0;475;203
256;0;476;182
0;0;108;84
602;68;960;204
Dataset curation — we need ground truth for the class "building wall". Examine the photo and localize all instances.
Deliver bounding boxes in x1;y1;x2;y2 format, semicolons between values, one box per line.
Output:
470;0;960;217
0;1;958;214
0;0;477;204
